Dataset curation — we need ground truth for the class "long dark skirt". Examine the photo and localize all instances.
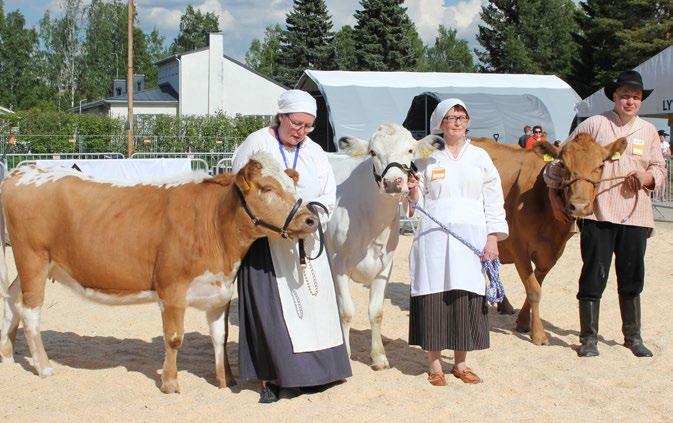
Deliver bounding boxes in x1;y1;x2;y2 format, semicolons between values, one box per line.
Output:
237;238;352;388
408;289;489;351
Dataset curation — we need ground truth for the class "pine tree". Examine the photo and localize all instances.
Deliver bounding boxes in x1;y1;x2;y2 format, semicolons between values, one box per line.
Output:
332;25;357;70
422;26;477;72
572;0;672;98
476;0;578;79
352;0;420;71
276;0;336;87
169;5;220;55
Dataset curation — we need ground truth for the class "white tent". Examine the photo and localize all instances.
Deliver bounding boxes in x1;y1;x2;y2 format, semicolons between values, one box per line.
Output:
297;70;581;151
577;45;673;133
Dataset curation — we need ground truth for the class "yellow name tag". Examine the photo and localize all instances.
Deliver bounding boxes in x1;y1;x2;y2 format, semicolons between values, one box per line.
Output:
632;138;644;156
431;168;446;181
543;154;554;162
611;151;621;161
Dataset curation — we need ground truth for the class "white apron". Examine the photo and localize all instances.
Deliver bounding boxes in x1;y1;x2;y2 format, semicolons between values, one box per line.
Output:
410;144;490;297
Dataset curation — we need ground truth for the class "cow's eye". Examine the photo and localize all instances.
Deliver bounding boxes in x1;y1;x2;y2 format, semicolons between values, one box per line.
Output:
369;150;376;157
260;185;273;193
408;149;413;154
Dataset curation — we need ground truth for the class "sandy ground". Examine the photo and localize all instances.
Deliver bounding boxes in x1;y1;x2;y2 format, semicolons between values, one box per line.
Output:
1;223;673;422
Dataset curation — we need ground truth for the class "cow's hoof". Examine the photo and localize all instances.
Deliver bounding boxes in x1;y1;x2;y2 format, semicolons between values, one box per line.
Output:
515;323;531;333
371;356;390;371
531;335;549;346
219;378;237;388
497;302;515;315
160;380;181;394
0;355;15;364
38;367;54;378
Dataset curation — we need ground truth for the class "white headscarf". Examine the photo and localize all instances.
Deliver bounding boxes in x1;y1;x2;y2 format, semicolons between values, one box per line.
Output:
277;89;317;117
429;98;469;135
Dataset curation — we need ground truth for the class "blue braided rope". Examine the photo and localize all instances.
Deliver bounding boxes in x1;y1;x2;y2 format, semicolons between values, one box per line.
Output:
411;202;505;303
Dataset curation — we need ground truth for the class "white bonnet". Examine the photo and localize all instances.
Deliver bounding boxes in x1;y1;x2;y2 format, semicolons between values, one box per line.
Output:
429;98;469;135
277;89;317;117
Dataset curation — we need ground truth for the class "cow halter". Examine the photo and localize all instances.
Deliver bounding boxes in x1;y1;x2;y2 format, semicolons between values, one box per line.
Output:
234;185;303;239
372;161;418;184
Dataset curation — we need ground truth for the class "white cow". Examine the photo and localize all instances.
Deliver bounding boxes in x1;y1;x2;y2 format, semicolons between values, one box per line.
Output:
326;123;445;369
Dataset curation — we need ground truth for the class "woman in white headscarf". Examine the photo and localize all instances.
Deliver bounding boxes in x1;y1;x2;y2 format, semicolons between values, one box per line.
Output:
407;98;508;386
232;90;351;403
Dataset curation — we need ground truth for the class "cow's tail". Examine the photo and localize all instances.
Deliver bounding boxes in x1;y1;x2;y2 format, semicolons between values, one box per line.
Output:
0;191;10;299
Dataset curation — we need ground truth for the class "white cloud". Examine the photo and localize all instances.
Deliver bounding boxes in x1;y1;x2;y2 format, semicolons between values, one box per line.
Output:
139;7;183;31
405;0;485;44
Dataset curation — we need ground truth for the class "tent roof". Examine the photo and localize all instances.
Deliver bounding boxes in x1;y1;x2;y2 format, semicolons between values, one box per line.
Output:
577;45;673;118
297;70;580;150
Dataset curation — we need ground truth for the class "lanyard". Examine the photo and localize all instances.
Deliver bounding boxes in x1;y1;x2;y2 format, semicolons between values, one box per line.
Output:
274;127;300;170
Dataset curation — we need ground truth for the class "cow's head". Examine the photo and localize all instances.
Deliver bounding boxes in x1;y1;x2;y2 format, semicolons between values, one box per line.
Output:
234;152;317;239
534;133;627;217
338;123;445;194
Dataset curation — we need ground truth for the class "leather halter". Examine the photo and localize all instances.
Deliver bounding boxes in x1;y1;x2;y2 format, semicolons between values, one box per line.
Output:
372;161;418;184
234;185;303;239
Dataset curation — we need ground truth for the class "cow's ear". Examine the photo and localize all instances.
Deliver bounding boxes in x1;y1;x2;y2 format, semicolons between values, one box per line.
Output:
602;137;628;161
532;141;559;160
414;134;445;158
284;168;299;185
235;159;262;192
338;136;369;157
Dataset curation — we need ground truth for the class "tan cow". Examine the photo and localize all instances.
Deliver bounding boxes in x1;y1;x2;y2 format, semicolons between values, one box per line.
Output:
472;133;627;345
0;153;318;393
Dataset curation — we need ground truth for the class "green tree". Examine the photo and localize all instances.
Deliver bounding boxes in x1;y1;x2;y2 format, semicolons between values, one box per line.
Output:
332;25;357;70
276;0;336;87
421;26;477;72
79;0;161;102
476;0;578;79
0;2;51;110
169;5;219;55
38;0;85;109
352;0;420;71
245;24;283;78
571;0;672;98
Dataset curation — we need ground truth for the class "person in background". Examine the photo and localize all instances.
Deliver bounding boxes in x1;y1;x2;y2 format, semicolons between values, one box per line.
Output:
658;129;670;158
232;90;351;403
525;125;545;150
548;70;666;358
407;98;508;386
518;125;532;148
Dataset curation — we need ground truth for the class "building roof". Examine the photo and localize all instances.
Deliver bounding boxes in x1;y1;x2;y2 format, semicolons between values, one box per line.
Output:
106;83;179;103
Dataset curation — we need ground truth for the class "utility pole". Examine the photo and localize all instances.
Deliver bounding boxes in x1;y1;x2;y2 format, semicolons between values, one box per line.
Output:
127;0;134;157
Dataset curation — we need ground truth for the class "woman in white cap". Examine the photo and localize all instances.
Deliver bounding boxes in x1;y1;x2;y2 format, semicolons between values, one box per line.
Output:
407;98;508;385
232;90;351;403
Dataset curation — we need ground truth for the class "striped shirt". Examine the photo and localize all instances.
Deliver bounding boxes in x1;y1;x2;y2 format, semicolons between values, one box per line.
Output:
569;111;667;230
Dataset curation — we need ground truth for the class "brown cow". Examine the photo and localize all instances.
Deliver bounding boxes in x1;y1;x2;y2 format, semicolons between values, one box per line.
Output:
472;133;627;345
0;152;317;393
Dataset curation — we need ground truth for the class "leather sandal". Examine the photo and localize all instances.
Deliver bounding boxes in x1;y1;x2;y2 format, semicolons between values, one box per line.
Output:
451;367;482;384
426;371;447;386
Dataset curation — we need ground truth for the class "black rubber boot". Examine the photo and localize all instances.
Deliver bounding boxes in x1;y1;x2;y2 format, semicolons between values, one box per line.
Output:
618;295;653;357
577;300;599;357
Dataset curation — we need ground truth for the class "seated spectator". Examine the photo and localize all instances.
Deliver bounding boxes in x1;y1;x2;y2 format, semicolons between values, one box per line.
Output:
518;125;532;148
525;126;545;150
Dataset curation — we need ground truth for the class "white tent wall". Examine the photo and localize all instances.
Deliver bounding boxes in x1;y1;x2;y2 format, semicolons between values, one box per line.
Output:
577;45;673;134
297;70;581;151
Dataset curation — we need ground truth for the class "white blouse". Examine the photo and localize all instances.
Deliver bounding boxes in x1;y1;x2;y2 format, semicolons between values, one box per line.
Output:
409;140;508;297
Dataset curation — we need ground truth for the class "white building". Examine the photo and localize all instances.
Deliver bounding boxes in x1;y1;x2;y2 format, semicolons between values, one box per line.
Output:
77;33;287;118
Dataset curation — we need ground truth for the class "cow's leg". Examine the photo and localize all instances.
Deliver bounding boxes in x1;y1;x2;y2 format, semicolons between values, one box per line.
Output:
160;302;186;394
206;304;235;389
334;273;355;358
497;295;516;315
0;277;21;363
512;253;548;345
369;260;391;370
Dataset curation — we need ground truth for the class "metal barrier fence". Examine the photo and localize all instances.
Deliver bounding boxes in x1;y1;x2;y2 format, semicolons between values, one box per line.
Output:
130;152;218;173
214;155;235;174
652;156;673;222
9;152;125;169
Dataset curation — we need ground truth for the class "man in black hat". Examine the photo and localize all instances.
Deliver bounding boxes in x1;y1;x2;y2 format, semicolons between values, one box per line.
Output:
549;70;667;358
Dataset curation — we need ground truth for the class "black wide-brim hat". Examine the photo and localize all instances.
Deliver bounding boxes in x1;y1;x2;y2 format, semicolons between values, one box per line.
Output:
604;70;653;101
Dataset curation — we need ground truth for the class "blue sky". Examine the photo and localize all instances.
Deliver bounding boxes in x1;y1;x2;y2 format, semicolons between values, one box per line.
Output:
5;0;487;60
